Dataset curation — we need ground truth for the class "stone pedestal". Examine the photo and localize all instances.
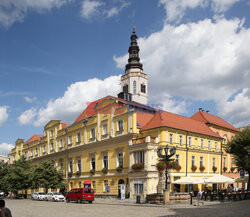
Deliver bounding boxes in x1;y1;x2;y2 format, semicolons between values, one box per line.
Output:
163;189;170;204
157;171;165;194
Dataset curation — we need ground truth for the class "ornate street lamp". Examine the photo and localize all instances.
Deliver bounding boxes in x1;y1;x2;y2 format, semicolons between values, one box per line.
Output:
157;145;176;190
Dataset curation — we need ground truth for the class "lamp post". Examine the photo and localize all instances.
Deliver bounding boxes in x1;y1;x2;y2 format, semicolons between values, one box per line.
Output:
157;145;176;190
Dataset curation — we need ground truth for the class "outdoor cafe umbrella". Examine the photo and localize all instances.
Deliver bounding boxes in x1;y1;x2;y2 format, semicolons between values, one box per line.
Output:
205;174;235;184
173;176;205;184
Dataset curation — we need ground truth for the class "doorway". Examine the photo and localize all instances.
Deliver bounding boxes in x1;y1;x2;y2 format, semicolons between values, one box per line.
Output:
118;179;125;198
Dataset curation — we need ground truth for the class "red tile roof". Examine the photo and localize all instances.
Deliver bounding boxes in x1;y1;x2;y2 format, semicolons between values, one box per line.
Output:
25;135;43;144
141;111;221;138
191;111;240;132
137;112;155;128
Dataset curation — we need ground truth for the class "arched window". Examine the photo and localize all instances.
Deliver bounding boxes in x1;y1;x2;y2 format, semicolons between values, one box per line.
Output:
133;81;136;94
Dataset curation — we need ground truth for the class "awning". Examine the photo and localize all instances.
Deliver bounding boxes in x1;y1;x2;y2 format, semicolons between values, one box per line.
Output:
173;176;205;184
205;174;235;184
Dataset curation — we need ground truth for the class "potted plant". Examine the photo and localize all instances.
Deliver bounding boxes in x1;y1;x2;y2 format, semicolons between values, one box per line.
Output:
68;171;72;177
191;165;197;172
223;167;227;172
156;161;165;172
132;163;144;170
212;166;217;173
76;171;81;176
90;169;95;175
230;167;235;173
102;168;108;174
116;166;123;173
199;165;205;172
175;164;181;171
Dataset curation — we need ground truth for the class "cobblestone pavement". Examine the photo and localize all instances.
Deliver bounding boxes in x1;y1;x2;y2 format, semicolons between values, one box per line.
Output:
3;198;250;217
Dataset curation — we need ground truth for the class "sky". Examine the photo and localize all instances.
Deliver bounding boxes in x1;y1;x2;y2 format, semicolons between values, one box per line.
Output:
1;0;250;155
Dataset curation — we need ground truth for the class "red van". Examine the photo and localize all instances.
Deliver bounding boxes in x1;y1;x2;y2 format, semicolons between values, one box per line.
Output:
66;188;94;203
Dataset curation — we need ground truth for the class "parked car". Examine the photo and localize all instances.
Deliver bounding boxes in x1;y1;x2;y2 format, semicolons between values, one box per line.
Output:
66;188;94;203
31;192;46;200
46;192;65;202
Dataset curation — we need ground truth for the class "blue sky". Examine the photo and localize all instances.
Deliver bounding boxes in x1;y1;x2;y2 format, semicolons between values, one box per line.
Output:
1;0;250;155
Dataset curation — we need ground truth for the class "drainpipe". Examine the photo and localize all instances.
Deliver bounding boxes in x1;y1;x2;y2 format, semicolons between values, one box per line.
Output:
185;131;188;177
65;128;69;191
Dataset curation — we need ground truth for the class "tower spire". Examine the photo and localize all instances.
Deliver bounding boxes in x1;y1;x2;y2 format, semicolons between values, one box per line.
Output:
125;26;143;71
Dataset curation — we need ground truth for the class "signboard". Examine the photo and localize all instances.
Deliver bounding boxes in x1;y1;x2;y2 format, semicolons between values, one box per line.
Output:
120;184;126;200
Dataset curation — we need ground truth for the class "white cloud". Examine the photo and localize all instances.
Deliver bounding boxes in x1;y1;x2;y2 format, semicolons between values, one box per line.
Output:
114;18;250;126
211;0;241;13
0;106;8;126
80;0;130;19
18;107;37;125
0;142;14;155
0;0;72;28
24;96;37;103
217;88;250;127
80;0;104;19
158;0;209;22
18;75;121;126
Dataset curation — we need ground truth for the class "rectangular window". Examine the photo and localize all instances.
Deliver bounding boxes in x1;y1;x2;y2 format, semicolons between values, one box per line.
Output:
25;151;27;157
103;154;108;169
104;180;109;192
92;181;96;192
213;158;216;167
35;148;38;155
91;156;96;170
91;128;95;139
77;133;81;143
188;137;192;147
175;154;180;164
200;156;203;166
191;156;195;167
215;142;217;150
117;120;123;132
51;141;54;150
141;84;146;93
59;139;63;148
69;160;73;172
223;157;226;168
201;139;204;148
77;159;81;172
68;135;72;145
102;124;108;135
134;151;144;164
60;162;64;171
208;141;211;149
134;180;144;195
30;149;33;157
118;153;123;167
50;130;54;137
179;135;183;145
43;144;46;152
169;133;173;144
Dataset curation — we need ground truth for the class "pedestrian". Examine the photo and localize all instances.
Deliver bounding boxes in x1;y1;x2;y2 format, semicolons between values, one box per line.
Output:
197;189;203;206
0;200;12;217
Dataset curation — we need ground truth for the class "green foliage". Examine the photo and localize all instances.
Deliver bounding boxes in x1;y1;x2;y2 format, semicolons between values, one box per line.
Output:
33;161;64;193
226;128;250;190
0;162;10;193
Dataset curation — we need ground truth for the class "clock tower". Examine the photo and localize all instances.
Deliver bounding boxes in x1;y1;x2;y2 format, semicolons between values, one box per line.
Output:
118;26;148;105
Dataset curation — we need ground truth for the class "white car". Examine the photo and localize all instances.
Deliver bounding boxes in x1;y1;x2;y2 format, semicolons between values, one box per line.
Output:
37;192;47;200
46;192;65;202
31;192;46;200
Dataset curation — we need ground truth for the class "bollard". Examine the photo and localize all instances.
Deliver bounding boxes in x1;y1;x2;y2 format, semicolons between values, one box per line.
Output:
189;193;193;205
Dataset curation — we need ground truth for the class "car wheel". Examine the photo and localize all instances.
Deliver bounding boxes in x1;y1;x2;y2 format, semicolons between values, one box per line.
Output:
77;198;81;204
52;198;55;202
88;201;92;204
66;198;70;203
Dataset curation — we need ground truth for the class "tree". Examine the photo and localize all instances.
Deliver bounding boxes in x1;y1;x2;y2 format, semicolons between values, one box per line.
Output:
33;161;64;193
226;128;250;190
6;155;33;195
0;162;10;194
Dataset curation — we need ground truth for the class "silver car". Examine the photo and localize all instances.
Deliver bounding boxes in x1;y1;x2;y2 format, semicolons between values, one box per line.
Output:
46;192;65;202
31;192;46;200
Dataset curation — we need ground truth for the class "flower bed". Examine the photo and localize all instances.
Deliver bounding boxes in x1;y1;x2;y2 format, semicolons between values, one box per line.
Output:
102;168;108;174
230;167;235;173
212;166;217;173
116;166;123;173
191;165;197;172
199;165;205;172
90;169;95;175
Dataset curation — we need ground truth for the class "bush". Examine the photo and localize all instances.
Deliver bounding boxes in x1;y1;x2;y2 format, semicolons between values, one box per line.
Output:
132;163;144;170
90;169;95;175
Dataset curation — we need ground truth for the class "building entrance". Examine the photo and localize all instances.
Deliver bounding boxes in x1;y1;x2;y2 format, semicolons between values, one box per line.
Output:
118;179;125;198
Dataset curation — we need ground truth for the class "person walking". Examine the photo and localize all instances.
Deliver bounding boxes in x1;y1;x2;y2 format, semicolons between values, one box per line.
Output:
0;200;12;217
197;189;203;206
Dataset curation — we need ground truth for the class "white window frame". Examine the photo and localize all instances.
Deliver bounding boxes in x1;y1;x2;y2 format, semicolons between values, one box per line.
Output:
117;120;124;132
188;137;192;147
134;180;144;195
91;155;96;170
43;144;46;152
208;140;211;149
59;139;63;148
30;149;33;157
77;133;81;143
201;139;204;148
215;142;217;150
51;141;54;151
223;157;226;168
69;159;73;172
103;154;108;169
60;162;64;171
191;156;195;167
68;135;72;145
175;154;180;164
77;158;82;172
134;151;144;164
35;147;38;155
102;123;108;135
133;80;136;94
169;133;173;144
200;156;203;166
90;128;95;139
50;130;54;137
117;152;123;167
179;135;183;145
213;157;216;167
